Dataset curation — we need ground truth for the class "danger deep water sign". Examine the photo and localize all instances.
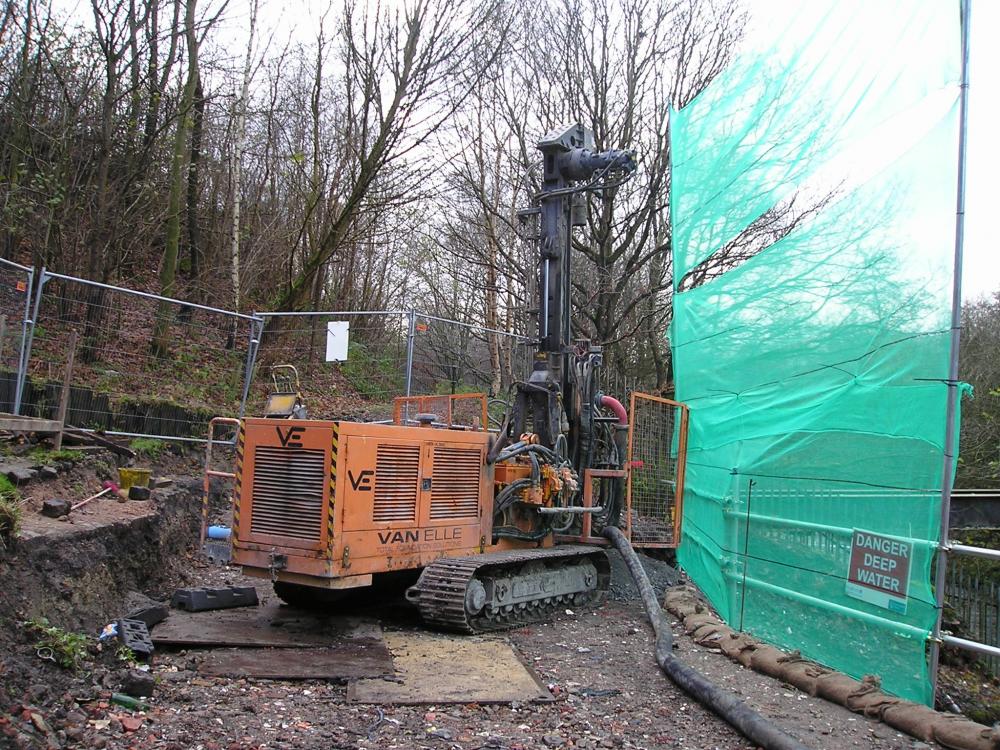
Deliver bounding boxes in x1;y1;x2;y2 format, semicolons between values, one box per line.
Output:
845;529;912;614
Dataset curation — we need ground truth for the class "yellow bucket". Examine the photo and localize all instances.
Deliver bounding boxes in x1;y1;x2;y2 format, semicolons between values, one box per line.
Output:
118;468;152;492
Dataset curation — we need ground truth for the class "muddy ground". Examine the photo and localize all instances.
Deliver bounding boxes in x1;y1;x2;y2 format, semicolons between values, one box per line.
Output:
0;445;984;749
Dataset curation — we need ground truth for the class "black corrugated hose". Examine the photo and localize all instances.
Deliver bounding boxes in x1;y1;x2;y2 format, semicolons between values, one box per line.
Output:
602;526;811;750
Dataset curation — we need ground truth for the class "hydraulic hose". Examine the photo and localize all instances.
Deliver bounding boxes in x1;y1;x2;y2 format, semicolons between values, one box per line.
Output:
602;526;811;750
494;479;533;515
597;394;628;527
497;442;561;463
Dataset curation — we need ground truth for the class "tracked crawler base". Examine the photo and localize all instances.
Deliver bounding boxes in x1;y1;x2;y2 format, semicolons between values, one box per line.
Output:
405;546;611;633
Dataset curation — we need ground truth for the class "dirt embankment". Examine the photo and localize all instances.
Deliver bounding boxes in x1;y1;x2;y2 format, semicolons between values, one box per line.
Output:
1;478;201;632
1;462;204;708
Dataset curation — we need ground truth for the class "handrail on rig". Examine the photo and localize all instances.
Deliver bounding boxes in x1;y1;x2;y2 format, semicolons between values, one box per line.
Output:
200;417;242;548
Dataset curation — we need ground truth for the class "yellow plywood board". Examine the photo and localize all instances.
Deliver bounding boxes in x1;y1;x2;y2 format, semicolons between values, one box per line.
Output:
347;631;551;704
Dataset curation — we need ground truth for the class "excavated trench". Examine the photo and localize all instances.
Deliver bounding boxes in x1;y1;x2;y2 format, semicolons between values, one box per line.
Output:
0;475;205;706
1;480;202;632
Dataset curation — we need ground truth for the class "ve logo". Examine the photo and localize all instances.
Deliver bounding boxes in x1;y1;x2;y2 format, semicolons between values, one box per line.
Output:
275;425;305;448
348;469;374;492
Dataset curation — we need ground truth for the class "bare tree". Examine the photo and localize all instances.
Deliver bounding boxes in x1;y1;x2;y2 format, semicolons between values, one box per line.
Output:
272;0;511;312
957;291;1000;488
422;0;744;393
227;0;261;319
151;0;198;356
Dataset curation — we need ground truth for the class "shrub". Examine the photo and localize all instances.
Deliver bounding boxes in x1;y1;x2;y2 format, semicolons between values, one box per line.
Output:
0;476;20;549
341;341;403;400
24;617;89;670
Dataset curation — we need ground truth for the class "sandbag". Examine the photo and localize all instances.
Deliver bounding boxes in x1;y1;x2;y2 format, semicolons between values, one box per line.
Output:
858;695;904;720
882;703;940;742
718;631;757;662
777;661;813;694
698;630;733;648
749;645;787;678
814;672;865;705
692;621;733;646
933;716;1000;750
778;658;830;696
683;612;717;632
733;642;758;668
842;675;884;713
663;587;705;618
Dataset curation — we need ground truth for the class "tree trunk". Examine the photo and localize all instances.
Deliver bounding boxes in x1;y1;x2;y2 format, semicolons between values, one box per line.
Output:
184;77;204;287
227;0;257;348
151;0;197;357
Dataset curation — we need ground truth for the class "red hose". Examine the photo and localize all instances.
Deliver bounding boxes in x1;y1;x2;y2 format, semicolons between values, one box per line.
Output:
599;394;628;426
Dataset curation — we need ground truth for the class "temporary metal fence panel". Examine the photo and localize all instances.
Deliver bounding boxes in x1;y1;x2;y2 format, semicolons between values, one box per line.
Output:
4;277;537;438
409;313;531;407
946;562;1000;675
722;487;941;706
602;370;647;405
20;271;256;439
248;311;410;421
0;258;33;413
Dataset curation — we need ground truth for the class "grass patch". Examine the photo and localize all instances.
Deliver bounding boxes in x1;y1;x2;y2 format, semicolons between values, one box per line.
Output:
0;475;20;548
341;341;404;400
29;448;80;464
130;437;165;458
24;617;89;670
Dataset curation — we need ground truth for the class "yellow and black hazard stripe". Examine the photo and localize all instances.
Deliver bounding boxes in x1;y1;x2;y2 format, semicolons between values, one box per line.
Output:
232;423;246;548
327;423;339;547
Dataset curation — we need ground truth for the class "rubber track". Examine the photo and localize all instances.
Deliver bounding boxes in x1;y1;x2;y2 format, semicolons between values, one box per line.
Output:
410;546;609;633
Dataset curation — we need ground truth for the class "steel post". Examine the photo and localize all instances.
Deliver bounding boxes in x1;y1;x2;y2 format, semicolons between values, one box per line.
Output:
16;267;46;416
930;0;971;705
405;310;417;397
239;315;263;419
942;634;1000;660
948;543;1000;562
13;265;34;415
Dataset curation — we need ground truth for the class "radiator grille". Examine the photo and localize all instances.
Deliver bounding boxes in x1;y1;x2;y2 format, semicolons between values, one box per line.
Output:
373;443;419;522
429;446;482;520
250;446;326;541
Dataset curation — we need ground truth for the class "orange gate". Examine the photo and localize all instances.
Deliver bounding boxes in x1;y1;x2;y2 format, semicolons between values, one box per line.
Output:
626;393;689;548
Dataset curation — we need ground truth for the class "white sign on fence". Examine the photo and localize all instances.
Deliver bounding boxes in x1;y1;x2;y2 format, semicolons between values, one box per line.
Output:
325;321;349;362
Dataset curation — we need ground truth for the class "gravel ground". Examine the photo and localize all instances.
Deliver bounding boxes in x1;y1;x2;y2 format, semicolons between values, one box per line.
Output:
2;547;935;750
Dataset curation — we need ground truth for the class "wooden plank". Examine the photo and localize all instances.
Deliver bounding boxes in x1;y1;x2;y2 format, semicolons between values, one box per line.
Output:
198;643;393;681
0;414;62;434
63;426;135;458
54;331;77;451
151;604;381;647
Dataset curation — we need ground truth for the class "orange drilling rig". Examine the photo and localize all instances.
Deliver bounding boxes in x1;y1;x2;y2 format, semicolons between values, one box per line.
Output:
207;124;688;632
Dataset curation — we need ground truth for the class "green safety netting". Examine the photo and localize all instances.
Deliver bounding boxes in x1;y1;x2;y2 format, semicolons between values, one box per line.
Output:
669;1;963;705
